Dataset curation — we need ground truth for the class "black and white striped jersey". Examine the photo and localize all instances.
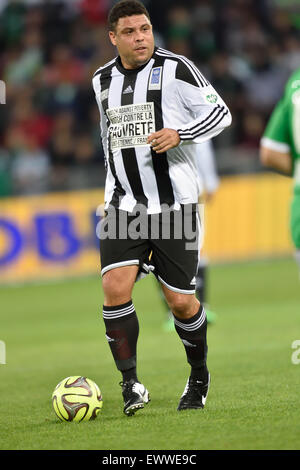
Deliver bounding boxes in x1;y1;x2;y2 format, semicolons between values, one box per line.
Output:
92;47;231;213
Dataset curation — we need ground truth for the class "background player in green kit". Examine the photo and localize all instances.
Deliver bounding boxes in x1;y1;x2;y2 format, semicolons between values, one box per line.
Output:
260;67;300;271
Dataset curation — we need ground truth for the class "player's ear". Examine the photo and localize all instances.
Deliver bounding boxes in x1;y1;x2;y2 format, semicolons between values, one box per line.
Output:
109;31;117;46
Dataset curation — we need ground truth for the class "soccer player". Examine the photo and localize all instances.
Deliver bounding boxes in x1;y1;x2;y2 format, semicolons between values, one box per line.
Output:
92;0;231;415
260;67;300;272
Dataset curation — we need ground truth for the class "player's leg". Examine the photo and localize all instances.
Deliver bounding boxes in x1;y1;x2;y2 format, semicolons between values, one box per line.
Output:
150;204;209;410
161;285;209;410
195;259;206;305
196;257;217;324
101;264;150;415
99;207;150;416
102;264;151;416
155;279;175;331
102;264;140;381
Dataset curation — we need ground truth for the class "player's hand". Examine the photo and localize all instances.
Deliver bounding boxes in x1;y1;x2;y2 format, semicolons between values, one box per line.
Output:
203;192;215;203
147;128;180;154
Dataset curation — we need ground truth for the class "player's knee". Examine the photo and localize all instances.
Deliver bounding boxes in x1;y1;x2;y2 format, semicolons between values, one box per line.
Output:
167;293;199;319
102;270;132;305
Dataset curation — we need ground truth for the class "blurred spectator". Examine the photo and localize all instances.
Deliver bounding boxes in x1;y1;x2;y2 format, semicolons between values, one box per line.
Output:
9;90;53;147
239;111;266;150
48;111;75;167
10;132;50;195
74;132;98;166
208;52;246;146
43;44;86;87
3;27;43;86
280;34;300;74
0;149;12;197
0;0;26;47
47;110;75;191
191;0;217;61
243;45;288;115
40;44;88;118
166;5;191;57
79;0;111;25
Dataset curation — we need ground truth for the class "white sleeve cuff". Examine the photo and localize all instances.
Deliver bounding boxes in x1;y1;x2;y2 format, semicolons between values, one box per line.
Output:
260;137;290;153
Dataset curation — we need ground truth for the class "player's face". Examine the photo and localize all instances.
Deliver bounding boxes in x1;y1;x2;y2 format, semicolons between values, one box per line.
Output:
109;14;154;69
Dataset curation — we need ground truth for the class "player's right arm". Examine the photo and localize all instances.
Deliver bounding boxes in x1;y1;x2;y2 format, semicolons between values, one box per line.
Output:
92;74;108;150
259;145;292;175
259;97;293;175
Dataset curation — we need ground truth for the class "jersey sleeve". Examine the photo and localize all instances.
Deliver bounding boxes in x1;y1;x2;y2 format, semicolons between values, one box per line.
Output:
291;89;300;156
92;74;109;163
174;60;232;144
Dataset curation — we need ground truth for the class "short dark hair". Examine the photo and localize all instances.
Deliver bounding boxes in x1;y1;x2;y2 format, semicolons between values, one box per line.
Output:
108;0;151;31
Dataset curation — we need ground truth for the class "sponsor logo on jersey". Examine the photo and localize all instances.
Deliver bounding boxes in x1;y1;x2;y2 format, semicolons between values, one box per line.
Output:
123;85;134;94
148;66;162;90
292;88;300;104
0;80;6;104
206;94;217;103
292;79;300;89
0;340;6;364
107;102;156;150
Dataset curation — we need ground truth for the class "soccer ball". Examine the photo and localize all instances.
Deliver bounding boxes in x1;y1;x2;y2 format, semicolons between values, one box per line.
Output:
52;376;103;422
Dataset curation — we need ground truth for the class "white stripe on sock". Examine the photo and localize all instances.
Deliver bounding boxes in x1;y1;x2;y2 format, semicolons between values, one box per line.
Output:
173;308;206;332
103;303;135;320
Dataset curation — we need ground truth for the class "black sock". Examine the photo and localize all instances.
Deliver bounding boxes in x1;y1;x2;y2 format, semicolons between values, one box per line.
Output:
102;300;139;382
122;367;138;383
190;364;209;382
173;305;208;382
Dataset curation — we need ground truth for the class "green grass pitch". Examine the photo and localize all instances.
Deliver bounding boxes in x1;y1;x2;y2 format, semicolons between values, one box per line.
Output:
0;257;299;450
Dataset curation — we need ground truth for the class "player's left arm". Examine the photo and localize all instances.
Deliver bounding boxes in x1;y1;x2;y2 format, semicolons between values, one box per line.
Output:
147;82;231;153
147;60;231;153
174;82;232;145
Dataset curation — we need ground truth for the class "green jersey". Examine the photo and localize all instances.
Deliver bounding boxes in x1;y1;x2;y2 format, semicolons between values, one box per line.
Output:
261;67;300;188
261;68;300;248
